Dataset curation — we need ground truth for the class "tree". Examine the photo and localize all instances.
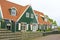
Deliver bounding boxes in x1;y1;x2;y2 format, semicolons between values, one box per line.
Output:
48;18;53;23
53;21;57;26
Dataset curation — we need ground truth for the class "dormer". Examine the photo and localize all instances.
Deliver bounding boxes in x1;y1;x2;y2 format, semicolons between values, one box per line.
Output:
9;7;17;16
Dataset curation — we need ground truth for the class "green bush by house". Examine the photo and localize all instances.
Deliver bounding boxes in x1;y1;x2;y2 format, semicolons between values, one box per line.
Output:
57;27;60;30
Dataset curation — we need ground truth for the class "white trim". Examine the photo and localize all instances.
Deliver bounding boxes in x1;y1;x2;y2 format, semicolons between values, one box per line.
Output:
26;12;29;18
40;15;44;17
32;9;39;24
11;7;17;10
18;23;21;30
32;23;38;31
30;24;33;30
26;24;29;30
29;6;38;24
32;24;38;32
31;14;34;18
0;5;3;18
16;5;30;22
7;24;11;26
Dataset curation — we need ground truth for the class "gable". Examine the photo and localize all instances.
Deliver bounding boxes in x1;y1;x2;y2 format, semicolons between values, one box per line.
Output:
0;0;28;22
18;6;37;24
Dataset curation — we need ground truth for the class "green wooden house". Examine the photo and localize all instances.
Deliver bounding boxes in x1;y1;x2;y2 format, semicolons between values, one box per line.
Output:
0;0;38;32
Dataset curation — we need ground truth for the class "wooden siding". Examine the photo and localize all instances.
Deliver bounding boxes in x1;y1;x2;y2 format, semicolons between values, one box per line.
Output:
16;6;37;31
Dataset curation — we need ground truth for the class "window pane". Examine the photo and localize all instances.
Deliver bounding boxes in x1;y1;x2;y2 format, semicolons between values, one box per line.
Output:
11;8;16;16
26;12;29;17
31;14;34;18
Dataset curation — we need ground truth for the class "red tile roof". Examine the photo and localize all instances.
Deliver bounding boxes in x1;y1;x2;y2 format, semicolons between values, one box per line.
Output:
34;10;51;25
0;0;29;22
34;10;44;16
34;10;44;24
0;0;51;25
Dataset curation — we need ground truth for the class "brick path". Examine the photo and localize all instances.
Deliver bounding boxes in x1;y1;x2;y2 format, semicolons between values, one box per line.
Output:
32;34;60;40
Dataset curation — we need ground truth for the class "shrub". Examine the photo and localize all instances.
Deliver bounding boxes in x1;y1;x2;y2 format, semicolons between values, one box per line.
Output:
57;27;60;30
46;28;51;31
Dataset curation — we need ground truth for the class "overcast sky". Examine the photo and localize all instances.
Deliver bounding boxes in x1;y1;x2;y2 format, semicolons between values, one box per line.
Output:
8;0;60;26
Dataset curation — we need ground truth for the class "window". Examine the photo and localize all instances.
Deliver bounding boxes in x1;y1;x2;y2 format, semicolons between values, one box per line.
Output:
31;14;34;18
21;22;27;30
45;18;48;22
10;7;16;16
26;12;29;17
36;14;38;19
41;17;44;20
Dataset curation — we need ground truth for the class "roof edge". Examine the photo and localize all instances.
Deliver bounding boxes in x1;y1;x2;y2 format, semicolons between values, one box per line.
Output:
0;5;3;19
16;5;30;22
33;10;39;24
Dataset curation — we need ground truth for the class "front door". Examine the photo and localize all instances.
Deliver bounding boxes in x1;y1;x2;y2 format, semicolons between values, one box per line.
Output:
6;24;11;30
32;23;38;32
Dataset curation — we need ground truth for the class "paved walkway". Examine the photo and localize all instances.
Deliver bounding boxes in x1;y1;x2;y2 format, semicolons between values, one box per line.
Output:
32;34;60;40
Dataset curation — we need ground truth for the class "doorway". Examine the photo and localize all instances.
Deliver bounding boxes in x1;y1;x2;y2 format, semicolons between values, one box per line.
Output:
32;23;38;32
6;24;11;30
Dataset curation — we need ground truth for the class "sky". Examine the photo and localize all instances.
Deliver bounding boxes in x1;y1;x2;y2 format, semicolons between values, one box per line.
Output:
8;0;60;26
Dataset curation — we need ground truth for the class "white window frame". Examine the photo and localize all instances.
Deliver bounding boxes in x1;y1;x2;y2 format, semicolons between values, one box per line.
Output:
26;24;29;30
11;7;16;16
30;24;33;30
7;24;11;26
26;12;29;17
31;14;34;18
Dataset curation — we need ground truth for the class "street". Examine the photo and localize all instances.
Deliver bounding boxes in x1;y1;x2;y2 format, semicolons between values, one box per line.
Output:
32;34;60;40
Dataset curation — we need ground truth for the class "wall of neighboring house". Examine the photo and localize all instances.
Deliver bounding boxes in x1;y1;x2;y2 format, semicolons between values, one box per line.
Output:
16;6;38;32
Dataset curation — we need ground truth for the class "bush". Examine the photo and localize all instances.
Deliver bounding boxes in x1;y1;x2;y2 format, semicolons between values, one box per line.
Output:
57;27;60;30
46;28;51;31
